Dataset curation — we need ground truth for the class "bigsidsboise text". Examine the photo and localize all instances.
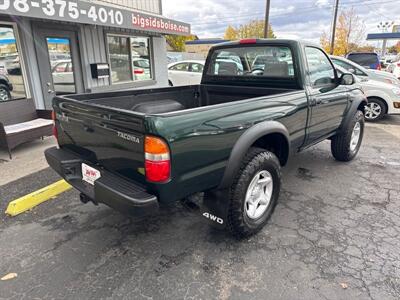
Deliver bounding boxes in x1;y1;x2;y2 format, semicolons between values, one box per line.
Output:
132;13;190;34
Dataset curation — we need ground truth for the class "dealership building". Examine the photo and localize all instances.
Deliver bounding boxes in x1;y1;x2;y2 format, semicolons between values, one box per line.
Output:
0;0;190;111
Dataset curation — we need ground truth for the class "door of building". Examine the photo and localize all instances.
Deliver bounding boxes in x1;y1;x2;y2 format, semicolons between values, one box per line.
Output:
34;26;84;109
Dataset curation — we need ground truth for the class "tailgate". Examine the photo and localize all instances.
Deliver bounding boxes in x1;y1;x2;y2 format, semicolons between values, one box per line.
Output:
54;97;147;183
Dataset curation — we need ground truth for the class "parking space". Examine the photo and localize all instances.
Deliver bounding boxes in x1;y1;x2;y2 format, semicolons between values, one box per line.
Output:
1;117;400;300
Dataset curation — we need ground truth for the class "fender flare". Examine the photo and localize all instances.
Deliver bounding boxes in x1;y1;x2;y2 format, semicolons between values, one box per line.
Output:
340;97;368;133
218;121;290;190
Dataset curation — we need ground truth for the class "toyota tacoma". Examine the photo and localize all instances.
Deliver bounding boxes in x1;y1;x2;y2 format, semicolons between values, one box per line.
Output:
45;39;367;237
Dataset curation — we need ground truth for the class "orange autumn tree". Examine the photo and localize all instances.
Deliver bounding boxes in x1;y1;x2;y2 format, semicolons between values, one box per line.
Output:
321;8;366;56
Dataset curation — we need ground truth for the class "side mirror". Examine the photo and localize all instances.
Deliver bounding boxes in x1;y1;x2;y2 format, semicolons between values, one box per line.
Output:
340;73;354;85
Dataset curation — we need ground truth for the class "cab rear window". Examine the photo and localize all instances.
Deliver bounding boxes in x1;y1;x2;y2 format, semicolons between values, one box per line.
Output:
207;46;295;79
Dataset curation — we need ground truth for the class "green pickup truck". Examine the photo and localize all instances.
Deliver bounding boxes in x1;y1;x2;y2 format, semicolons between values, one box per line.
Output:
45;39;367;237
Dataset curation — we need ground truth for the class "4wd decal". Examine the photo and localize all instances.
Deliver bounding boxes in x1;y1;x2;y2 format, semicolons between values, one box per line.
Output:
202;212;224;224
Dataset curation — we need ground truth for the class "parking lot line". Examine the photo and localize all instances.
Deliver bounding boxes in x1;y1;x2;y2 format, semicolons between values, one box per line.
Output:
5;180;71;217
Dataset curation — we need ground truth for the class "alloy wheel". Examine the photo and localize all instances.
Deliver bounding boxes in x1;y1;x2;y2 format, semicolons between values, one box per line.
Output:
365;102;382;120
244;170;273;220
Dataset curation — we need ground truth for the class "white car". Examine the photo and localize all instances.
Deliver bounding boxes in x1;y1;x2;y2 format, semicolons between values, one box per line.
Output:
51;60;75;94
336;65;400;121
168;60;204;86
387;61;400;80
133;58;151;81
331;55;400;86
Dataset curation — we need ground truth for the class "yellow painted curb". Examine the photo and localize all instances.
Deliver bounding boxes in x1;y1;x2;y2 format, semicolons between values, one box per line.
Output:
5;180;72;217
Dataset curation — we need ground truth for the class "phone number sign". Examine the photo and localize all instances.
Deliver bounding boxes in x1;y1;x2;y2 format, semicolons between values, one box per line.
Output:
0;0;191;35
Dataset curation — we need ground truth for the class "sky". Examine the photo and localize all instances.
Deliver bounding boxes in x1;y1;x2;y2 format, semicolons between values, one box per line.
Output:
163;0;400;47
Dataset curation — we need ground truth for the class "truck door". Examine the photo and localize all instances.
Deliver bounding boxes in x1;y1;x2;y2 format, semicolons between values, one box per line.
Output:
304;47;349;143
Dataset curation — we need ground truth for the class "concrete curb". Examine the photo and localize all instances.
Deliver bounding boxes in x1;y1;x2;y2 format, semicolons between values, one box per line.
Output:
5;180;72;216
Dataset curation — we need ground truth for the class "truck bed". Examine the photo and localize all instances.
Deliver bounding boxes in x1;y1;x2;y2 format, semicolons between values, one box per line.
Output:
70;84;297;115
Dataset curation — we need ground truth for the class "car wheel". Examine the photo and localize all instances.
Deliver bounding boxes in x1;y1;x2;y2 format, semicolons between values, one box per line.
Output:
0;84;11;101
365;98;386;121
331;110;364;162
227;147;281;238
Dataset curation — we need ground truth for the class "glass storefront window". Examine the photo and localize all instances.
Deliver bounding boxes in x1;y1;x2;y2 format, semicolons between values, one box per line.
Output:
131;37;152;81
46;37;76;94
107;34;152;84
0;25;27;102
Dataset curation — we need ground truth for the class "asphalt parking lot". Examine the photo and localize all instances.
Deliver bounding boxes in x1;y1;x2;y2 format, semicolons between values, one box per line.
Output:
1;116;399;300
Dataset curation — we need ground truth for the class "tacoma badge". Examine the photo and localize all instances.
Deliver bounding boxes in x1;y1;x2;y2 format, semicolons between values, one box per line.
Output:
117;131;140;143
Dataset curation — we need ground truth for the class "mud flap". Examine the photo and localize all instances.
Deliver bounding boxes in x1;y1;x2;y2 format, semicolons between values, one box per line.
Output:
201;189;230;229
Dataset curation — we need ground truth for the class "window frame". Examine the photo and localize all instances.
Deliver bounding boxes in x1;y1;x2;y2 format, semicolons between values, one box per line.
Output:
0;21;31;101
305;46;338;89
106;33;154;86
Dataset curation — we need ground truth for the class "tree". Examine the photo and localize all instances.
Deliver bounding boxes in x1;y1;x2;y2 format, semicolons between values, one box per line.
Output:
320;8;366;56
224;25;238;40
388;42;400;54
223;20;276;40
165;34;197;52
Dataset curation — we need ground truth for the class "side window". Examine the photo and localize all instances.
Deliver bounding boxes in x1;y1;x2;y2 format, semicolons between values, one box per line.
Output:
170;63;189;71
190;63;204;73
305;47;335;87
333;59;366;76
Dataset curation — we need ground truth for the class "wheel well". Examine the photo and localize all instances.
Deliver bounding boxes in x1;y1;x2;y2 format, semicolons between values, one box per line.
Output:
367;97;388;114
0;79;9;87
252;133;289;166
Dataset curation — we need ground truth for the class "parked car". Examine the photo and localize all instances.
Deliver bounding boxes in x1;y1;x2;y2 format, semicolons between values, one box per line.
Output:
168;60;205;86
330;55;400;86
0;74;13;101
335;65;400;121
5;55;22;75
387;60;400;80
46;39;366;238
346;52;381;70
132;58;151;81
51;60;75;94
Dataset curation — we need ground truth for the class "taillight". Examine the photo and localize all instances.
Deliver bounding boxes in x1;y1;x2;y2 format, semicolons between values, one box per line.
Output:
51;110;58;142
377;64;381;70
397;63;400;67
134;68;144;74
144;136;170;182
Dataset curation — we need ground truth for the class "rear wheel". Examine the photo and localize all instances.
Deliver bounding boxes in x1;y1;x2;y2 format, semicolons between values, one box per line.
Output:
227;147;281;238
365;98;386;121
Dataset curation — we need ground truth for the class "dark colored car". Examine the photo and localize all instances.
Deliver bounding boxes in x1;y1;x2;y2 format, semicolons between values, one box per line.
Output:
45;39;367;238
0;74;13;101
346;52;381;70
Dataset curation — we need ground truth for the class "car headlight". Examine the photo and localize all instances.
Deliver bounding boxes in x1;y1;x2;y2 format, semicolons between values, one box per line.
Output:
392;88;400;96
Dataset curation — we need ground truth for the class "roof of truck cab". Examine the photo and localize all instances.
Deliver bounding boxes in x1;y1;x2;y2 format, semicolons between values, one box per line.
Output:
209;39;319;50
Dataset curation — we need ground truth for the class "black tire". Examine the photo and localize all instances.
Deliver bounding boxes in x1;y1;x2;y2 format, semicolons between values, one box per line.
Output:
365;98;387;121
331;110;364;162
227;147;281;238
0;84;11;102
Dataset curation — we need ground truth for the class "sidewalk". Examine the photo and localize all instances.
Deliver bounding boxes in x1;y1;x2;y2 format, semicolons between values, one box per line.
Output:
0;137;56;186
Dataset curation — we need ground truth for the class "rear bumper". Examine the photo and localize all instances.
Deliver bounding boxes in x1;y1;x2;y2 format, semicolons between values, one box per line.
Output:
45;147;159;217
